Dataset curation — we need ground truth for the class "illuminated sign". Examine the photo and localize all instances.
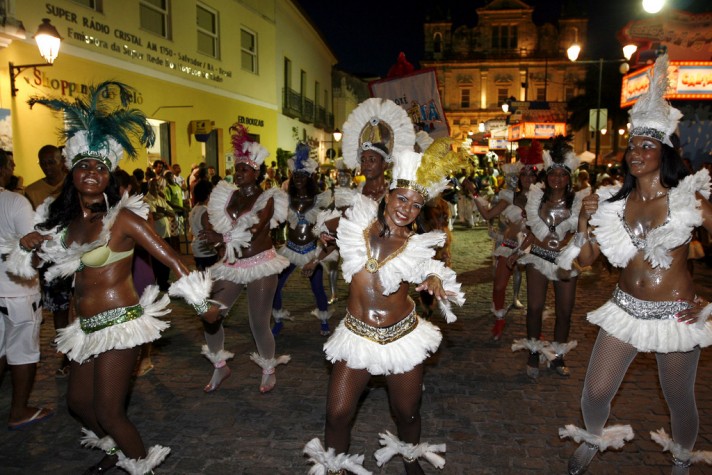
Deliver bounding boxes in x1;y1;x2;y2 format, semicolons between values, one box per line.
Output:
488;139;509;150
621;61;712;107
507;122;566;140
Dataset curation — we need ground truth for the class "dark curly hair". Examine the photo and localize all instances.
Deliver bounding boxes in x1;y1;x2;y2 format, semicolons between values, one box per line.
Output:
37;169;121;231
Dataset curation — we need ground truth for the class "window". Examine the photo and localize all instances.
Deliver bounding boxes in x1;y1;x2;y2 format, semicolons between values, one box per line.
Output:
497;88;509;105
491;25;517;50
140;0;170;39
241;28;257;73
433;33;442;54
565;86;575;101
536;87;546;102
300;70;307;96
315;81;320;108
71;0;103;11
284;58;292;87
460;89;470;108
197;3;219;58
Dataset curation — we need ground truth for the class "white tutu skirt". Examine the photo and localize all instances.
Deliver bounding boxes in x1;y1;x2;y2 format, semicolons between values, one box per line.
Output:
277;243;319;268
324;316;442;375
519;253;579;281
56;286;171;364
210;248;289;284
588;295;712;353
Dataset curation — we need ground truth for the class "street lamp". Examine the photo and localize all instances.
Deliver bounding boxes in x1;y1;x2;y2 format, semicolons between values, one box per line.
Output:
567;43;634;169
10;18;62;97
642;0;665;14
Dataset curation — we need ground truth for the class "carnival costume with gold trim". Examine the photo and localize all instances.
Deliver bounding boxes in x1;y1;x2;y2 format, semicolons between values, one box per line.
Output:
207;181;289;283
279;190;335;267
583;170;712;353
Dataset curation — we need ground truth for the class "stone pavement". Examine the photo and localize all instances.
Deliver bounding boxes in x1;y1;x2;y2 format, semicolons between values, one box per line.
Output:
2;226;712;475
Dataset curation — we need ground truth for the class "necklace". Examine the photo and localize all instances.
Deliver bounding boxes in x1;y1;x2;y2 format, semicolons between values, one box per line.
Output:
362;220;411;273
239;184;260;197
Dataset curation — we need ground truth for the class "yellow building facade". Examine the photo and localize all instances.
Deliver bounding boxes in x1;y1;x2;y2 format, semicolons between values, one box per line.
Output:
1;0;335;184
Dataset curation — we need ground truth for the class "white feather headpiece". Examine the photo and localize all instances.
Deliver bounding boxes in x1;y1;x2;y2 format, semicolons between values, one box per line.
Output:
414;130;434;152
543;137;580;174
341;98;416;169
390;138;464;201
629;54;682;147
501;161;523;176
230;123;269;170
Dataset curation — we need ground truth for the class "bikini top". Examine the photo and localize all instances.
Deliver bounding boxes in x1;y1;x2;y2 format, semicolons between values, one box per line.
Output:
80;245;134;268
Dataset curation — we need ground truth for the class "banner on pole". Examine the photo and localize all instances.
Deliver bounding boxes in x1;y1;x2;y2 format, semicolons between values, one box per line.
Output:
369;68;450;139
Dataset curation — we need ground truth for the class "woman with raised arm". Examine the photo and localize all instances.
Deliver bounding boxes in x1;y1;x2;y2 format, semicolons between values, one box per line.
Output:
473;143;542;341
7;82;213;475
271;143;336;336
197;124;290;394
509;136;586;378
305;139;465;475
560;54;712;475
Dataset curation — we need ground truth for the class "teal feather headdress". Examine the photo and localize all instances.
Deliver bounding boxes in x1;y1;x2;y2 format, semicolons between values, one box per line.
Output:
28;81;155;170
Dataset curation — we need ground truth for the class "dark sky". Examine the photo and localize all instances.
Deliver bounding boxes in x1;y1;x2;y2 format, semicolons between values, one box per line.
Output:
296;0;709;77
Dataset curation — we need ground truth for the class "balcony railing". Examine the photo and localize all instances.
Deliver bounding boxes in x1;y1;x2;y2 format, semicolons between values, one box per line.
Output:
282;87;334;130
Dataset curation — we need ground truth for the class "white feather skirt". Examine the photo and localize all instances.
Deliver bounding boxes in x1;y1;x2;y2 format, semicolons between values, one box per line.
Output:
210;248;289;284
324;316;442;375
588;294;712;353
519;253;579;281
277;243;319;268
56;286;170;363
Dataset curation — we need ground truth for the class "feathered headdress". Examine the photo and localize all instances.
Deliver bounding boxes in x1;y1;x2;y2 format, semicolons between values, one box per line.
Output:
519;140;544;170
288;142;318;174
543;136;579;174
629;54;682;147
390;137;464;201
341;98;416;169
28;81;155;171
414;130;434;153
229;123;269;170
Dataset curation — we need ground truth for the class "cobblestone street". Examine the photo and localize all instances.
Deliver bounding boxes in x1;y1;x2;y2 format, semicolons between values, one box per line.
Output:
2;226;712;474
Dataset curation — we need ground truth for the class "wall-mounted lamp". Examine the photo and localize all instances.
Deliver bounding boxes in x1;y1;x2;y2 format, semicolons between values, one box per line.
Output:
10;18;62;97
332;128;342;142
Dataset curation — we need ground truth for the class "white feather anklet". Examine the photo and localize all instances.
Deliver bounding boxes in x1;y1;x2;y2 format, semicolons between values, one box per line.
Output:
373;431;446;469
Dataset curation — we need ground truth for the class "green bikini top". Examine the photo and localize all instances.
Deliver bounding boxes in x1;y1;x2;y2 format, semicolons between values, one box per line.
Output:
80;245;134;268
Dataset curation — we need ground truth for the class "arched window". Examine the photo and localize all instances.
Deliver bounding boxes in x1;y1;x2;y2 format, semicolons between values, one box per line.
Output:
434;33;442;53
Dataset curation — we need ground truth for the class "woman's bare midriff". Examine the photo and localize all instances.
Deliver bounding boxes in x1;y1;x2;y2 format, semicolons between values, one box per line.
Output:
347;270;414;328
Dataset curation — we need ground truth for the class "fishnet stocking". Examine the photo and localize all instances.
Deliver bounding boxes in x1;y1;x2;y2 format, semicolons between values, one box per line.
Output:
524;265;577;342
581;329;700;450
67;347;146;459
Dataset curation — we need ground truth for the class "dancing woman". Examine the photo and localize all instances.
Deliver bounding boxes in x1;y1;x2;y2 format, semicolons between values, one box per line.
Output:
271;143;336;336
198;124;290;394
9;82;212;475
473;146;541;341
560;54;712;475
509;137;586;378
305;141;465;475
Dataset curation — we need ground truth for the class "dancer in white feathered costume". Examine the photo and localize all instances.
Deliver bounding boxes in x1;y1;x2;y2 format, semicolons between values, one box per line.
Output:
10;82;214;475
305;142;465;475
561;54;712;475
271;143;337;337
473;143;542;341
198;123;291;395
508;137;588;379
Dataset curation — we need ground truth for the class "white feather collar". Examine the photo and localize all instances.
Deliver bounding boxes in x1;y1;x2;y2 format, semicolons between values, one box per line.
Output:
208;182;288;235
592;169;711;269
286;190;333;229
525;183;584;241
37;192;149;282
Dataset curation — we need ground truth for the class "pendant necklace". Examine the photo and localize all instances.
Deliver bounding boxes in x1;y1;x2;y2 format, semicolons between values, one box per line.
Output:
363;220;411;273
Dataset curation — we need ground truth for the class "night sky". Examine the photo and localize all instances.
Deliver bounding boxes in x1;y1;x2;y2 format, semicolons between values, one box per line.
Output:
296;0;709;78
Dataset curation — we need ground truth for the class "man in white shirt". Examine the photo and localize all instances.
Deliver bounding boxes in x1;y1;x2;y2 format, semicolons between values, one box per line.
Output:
0;150;54;430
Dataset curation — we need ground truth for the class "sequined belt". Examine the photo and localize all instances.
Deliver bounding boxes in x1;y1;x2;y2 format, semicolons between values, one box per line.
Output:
500;238;518;249
530;245;560;263
223;248;277;268
80;304;143;334
286;240;317;254
612;286;690;320
344;308;418;345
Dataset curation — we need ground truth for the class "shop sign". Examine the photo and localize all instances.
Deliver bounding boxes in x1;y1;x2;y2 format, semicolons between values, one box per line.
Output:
507;122;566;140
236;115;264;127
488;139;508;150
43;3;233;82
621;61;712;107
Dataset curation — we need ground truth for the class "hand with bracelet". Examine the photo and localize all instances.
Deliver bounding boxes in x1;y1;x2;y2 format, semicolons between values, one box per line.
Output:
675;296;712;325
19;231;52;253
